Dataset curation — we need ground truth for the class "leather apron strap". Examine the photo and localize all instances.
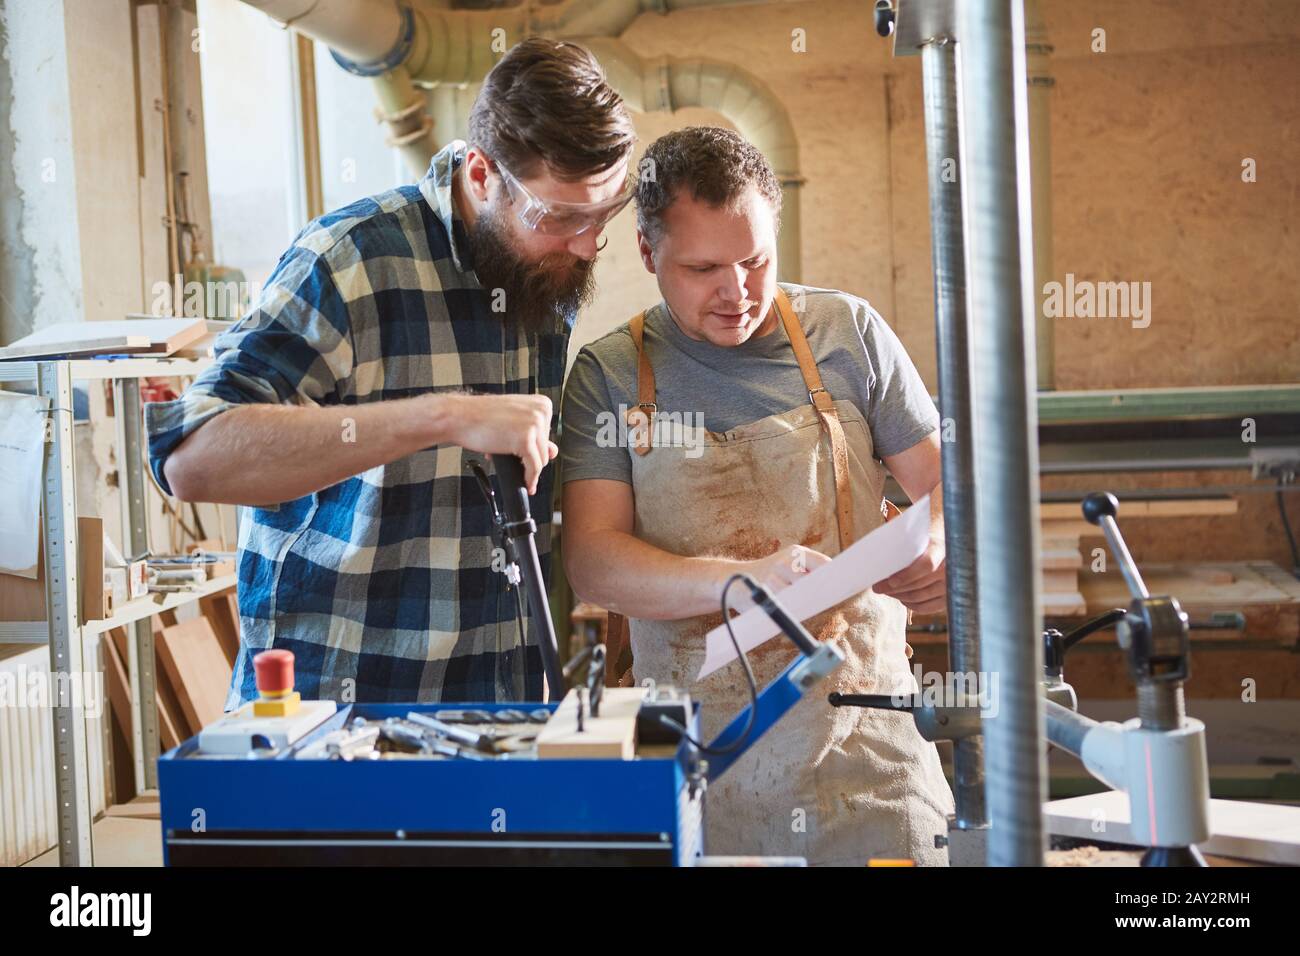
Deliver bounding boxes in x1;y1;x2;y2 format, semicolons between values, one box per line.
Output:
626;311;657;456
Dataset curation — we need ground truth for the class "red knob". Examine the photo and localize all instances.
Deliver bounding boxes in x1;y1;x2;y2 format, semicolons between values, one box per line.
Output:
254;649;295;696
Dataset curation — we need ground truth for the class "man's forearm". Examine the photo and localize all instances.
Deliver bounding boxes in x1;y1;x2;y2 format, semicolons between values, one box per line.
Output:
565;527;738;621
165;396;442;506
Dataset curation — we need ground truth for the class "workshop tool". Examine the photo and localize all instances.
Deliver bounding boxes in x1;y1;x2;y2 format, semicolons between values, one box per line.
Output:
295;723;381;761
562;635;607;717
159;567;847;864
467;455;565;699
196;650;336;755
831;492;1212;866
404;711;497;753
252;649;301;717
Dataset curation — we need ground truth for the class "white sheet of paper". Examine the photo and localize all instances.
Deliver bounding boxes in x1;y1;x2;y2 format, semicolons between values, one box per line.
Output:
0;390;50;576
697;493;933;680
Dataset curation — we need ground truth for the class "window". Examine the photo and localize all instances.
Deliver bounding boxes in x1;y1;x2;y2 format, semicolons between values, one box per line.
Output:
196;0;298;292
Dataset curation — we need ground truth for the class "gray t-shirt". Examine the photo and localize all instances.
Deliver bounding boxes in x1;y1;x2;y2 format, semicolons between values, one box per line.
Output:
560;283;939;484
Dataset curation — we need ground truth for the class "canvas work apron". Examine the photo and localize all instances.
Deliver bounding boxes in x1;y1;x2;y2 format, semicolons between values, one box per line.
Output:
623;289;954;866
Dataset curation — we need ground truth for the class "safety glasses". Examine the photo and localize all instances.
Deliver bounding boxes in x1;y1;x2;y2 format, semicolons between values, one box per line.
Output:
493;160;634;238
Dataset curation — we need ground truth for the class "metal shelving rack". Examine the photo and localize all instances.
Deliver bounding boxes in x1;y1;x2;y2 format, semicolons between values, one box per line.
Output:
0;355;221;866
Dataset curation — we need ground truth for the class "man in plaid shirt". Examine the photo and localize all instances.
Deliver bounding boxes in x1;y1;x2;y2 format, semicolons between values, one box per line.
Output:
147;39;636;708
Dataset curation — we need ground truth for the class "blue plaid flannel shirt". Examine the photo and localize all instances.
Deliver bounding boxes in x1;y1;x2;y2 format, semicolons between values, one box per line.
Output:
146;141;570;709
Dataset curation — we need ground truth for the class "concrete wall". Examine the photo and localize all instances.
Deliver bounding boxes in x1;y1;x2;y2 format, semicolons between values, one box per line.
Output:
0;0;235;562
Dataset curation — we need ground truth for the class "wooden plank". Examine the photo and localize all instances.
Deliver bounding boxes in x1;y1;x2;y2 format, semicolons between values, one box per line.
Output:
0;318;207;360
153;676;187;749
1;515;107;621
1043;594;1087;616
536;687;643;760
1041;548;1083;570
78;516;106;621
1078;561;1300;644
1042;569;1080;592
102;628;134;739
1042;519;1099;538
15;318;207;357
1047;791;1300;866
156;617;231;733
198;590;239;667
1040;498;1238;521
1081;562;1297;608
169;321;232;359
109;626;183;750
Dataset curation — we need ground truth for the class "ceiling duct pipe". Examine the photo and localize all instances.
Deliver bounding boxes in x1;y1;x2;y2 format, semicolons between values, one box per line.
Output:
237;2;806;280
582;36;803;282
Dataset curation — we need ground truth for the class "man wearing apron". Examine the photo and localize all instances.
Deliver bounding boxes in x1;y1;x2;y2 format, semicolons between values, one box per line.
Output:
560;127;955;866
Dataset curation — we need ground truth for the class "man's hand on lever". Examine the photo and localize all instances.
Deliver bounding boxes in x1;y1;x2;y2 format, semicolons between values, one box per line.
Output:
444;393;558;495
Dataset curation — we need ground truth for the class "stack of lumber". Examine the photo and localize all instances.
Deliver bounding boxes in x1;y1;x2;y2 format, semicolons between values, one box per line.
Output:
1040;497;1240;617
0;317;209;361
102;594;237;763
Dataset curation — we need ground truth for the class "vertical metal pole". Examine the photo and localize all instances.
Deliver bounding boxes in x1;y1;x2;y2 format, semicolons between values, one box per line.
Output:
115;378;160;791
920;36;987;833
39;361;94;866
958;0;1046;866
1024;0;1056;391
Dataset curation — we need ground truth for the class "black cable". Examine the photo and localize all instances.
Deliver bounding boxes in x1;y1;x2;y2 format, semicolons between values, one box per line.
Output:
1277;480;1300;580
1062;607;1128;652
656;574;759;755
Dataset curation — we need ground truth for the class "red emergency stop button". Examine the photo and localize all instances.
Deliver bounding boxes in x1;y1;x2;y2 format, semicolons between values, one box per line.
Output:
254;649;295;698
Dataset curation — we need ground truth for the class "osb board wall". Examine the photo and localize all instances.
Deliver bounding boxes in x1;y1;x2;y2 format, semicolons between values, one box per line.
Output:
580;0;1299;387
573;0;1298;571
1041;470;1297;572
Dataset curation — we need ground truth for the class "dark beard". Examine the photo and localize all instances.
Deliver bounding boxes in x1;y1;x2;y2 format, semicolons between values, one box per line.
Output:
466;202;597;333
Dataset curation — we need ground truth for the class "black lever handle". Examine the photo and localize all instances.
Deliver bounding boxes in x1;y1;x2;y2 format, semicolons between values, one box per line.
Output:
490;454;564;700
1081;491;1149;601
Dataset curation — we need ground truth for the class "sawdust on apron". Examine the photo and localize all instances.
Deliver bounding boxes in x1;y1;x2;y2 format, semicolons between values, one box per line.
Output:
624;290;955;866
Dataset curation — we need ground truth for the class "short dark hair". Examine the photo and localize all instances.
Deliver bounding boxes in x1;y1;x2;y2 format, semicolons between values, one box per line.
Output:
467;38;635;182
635;126;783;246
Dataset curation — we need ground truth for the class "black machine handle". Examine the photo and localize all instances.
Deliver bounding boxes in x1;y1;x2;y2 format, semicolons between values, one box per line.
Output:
1082;492;1149;601
491;455;565;701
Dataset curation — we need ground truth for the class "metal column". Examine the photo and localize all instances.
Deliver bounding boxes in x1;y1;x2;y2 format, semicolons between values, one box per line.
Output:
38;361;94;866
920;37;987;835
1025;0;1056;390
114;378;161;792
958;0;1047;866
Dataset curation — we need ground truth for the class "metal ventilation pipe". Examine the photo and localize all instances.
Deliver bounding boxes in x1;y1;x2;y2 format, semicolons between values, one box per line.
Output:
583;36;803;281
236;1;807;280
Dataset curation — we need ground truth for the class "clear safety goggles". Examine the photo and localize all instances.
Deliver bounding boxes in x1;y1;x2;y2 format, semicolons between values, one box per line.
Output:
493;160;634;238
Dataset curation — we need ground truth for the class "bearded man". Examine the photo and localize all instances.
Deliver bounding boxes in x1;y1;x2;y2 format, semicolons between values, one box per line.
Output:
148;38;635;707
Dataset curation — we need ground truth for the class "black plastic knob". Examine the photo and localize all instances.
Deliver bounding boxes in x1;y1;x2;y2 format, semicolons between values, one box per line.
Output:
1081;492;1119;525
875;1;896;38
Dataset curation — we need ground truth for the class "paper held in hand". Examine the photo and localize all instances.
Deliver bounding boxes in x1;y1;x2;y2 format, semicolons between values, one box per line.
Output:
697;494;932;680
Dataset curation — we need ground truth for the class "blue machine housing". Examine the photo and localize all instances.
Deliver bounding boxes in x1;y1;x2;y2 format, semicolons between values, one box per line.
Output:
158;700;705;867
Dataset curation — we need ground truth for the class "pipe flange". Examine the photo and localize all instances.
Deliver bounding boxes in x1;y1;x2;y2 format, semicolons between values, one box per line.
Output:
373;98;428;126
387;115;435;148
648;55;673;113
330;4;415;78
